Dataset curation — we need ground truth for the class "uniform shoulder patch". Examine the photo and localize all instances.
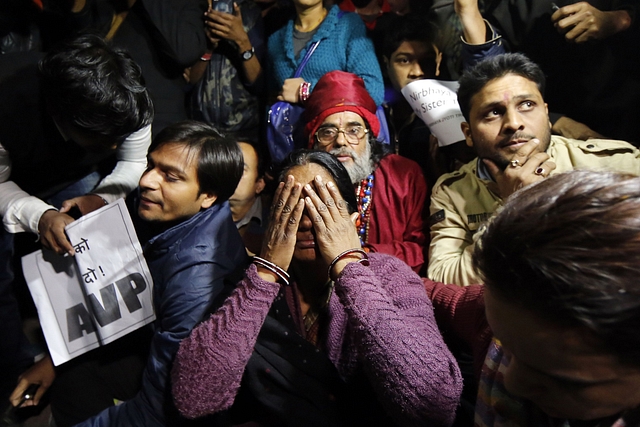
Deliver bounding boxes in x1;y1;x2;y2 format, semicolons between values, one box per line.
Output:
438;172;465;188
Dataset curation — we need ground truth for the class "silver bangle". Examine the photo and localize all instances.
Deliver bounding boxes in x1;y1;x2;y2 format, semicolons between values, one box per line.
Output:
327;248;369;281
252;256;290;286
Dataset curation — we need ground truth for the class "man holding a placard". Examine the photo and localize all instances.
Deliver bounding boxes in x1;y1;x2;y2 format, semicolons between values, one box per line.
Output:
428;53;640;286
0;34;153;412
11;122;247;427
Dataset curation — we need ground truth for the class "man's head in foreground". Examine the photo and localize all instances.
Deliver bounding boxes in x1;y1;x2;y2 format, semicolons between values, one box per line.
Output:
457;53;552;170
40;33;153;151
138;121;243;223
474;169;640;420
305;70;388;185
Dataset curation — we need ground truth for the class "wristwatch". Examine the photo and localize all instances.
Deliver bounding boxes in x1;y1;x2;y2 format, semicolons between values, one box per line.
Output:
241;46;255;61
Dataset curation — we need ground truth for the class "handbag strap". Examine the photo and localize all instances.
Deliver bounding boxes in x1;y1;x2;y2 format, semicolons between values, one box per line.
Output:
293;40;321;78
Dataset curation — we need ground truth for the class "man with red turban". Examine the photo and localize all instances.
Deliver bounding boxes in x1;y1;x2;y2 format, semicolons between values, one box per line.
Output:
304;70;428;273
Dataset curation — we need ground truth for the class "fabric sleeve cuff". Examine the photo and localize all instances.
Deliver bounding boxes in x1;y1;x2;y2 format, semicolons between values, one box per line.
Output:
459;19;502;47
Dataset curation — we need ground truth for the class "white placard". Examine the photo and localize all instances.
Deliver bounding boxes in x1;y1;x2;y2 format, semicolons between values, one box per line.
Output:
22;199;155;366
401;79;466;147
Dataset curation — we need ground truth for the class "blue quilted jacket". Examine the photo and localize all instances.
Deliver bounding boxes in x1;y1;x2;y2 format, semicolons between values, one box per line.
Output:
76;201;247;427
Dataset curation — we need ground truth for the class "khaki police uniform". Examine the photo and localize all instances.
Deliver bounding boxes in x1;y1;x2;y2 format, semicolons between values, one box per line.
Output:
428;136;640;286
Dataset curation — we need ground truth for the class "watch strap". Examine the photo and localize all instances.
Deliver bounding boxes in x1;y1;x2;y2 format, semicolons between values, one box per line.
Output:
241;46;255;61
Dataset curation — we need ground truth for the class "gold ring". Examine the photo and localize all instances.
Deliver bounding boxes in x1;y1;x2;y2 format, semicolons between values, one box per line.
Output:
535;167;545;176
510;159;521;168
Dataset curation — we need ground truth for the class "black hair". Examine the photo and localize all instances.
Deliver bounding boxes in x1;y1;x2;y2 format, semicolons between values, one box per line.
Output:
457;53;546;122
151;121;243;203
378;14;438;61
277;149;358;215
228;130;266;179
474;170;640;367
368;128;392;165
39;33;153;146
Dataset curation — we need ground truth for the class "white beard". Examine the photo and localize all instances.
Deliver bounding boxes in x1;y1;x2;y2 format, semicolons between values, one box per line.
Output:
329;141;375;185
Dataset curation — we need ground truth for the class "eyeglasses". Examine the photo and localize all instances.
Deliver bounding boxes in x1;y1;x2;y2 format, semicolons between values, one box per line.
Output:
315;125;369;146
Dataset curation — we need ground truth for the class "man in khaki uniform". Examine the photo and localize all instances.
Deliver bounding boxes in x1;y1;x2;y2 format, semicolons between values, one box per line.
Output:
428;53;640;286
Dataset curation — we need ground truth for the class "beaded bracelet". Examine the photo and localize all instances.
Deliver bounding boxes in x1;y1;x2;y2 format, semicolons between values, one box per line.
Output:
299;81;311;104
327;248;370;281
253;256;290;286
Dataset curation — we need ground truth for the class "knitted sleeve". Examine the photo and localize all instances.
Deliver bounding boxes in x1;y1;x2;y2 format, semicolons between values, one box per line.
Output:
332;254;462;426
171;265;280;419
423;279;492;380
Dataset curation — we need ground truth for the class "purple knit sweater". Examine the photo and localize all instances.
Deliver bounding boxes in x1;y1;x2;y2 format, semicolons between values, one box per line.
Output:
171;253;462;426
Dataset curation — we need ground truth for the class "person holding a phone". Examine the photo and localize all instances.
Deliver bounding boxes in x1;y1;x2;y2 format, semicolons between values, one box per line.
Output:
185;0;265;135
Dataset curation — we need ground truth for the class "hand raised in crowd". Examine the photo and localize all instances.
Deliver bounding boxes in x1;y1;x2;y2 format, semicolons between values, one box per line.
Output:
205;3;250;48
60;194;105;216
551;2;633;43
277;77;305;104
483;138;556;200
257;176;304;281
38;210;76;256
303;175;361;279
9;355;55;408
454;0;486;44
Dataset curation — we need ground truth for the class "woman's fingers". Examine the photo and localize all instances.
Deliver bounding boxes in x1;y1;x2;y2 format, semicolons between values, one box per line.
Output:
260;180;302;272
304;196;327;235
270;176;292;222
303;176;361;256
304;182;332;225
326;180;351;219
281;182;303;222
306;175;347;221
312;175;342;219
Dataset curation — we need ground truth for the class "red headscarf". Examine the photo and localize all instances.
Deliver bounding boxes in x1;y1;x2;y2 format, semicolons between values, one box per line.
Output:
304;70;380;148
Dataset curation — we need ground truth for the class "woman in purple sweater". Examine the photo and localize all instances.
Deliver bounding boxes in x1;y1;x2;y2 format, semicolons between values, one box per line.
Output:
171;150;462;426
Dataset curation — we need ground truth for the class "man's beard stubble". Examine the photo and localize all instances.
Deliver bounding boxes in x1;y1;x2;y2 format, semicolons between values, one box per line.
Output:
330;141;375;185
477;129;551;171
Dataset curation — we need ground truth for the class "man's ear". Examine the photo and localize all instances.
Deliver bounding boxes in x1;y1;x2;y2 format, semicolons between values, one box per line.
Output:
255;177;266;195
461;122;474;148
545;103;552;129
199;193;218;210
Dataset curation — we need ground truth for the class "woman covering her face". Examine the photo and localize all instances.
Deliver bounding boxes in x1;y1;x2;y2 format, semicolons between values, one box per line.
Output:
171;150;462;426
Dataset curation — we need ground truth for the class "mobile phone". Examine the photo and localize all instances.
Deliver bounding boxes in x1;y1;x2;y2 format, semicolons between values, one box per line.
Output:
19;384;39;406
212;0;233;14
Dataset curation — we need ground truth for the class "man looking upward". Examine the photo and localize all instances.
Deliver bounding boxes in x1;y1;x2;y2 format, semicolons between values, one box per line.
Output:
428;53;640;286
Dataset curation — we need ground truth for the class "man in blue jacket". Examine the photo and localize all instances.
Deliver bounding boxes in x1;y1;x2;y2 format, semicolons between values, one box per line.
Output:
11;121;248;426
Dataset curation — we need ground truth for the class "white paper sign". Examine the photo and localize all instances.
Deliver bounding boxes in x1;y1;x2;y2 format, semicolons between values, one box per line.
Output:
401;79;466;147
22;199;155;366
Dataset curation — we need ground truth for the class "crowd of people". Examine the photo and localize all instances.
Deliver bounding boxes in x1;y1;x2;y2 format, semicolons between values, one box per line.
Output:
1;0;639;426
